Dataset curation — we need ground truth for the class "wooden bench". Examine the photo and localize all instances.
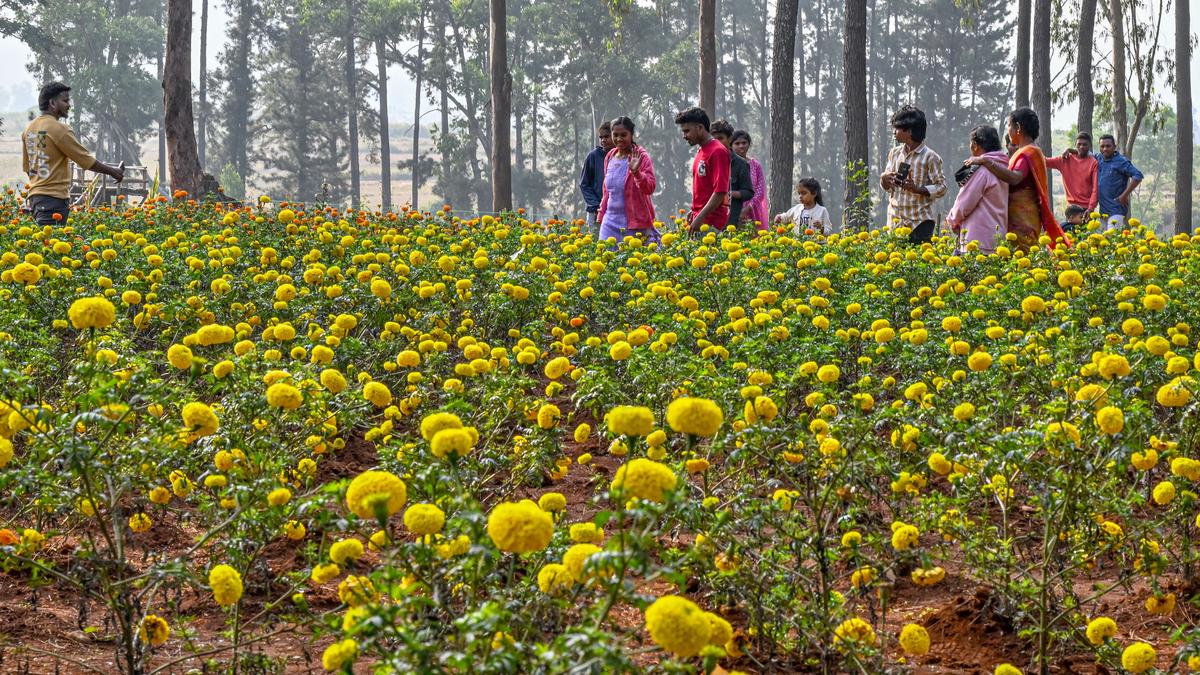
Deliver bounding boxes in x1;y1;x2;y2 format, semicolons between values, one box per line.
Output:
69;164;155;206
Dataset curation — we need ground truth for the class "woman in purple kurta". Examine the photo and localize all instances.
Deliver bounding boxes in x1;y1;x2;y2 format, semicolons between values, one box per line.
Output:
732;130;768;230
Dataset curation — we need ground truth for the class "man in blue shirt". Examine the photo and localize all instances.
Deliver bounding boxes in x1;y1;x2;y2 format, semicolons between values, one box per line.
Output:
578;121;613;235
1096;134;1143;230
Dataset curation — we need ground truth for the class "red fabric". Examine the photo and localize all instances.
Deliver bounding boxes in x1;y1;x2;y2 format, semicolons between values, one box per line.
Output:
691;138;729;229
596;145;657;230
1009;145;1071;249
1044;153;1098;211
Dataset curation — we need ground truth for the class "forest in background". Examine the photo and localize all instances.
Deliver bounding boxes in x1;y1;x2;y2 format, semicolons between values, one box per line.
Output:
0;0;1195;231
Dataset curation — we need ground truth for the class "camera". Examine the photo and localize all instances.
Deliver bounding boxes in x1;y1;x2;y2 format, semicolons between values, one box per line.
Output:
895;162;911;184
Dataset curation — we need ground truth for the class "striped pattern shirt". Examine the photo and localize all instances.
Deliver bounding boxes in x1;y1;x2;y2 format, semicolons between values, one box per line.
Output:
881;143;948;227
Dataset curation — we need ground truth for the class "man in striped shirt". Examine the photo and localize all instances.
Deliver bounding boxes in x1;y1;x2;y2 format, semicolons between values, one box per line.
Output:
879;105;947;242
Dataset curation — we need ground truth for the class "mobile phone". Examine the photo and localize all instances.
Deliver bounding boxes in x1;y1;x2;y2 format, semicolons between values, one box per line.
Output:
896;162;911;183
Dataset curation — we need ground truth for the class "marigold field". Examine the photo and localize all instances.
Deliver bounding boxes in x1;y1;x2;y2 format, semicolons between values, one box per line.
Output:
1;195;1199;674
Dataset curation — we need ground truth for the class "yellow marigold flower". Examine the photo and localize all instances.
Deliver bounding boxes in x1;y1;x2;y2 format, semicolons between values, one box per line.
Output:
685;458;710;474
850;566;875;588
1156;377;1193;407
1120;642;1156;673
420;411;464;440
953;402;975;421
544;356;571;380
841;531;862;547
1020;295;1046;313
283;520;306;539
538;492;567;513
817;364;840;383
1044;421;1080;445
403;503;445;536
345;470;407;520
562;543;601;581
0;438;13;468
196;324;234;346
329;538;364;565
611;458;678;502
320;368;347;393
609;340;632;360
266;382;303;410
833;617;876;648
337;575;377;607
362;381;392;408
167;344;193;370
967;352;993;371
994;665;1023;675
182;402;219;436
321;638;357;672
666;397;723;437
68;296;115;329
395;349;420;367
899;623;930;655
209;564;243;607
12;262;40;285
1151;480;1176;506
537;563;574;594
573;422;591;443
128;512;152;532
643;595;711;658
606;405;655;436
486;500;553;553
268;487;292;506
311;562;341;584
569;522;604;544
1084;616;1117;645
890;523;920;550
430;427;476;458
1094;405;1124;435
536;403;561;429
434;533;470;558
911;566;946;586
139;614;170;646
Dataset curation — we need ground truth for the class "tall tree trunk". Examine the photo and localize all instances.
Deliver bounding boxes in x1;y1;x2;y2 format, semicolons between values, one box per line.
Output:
1110;0;1128;150
1077;0;1097;135
843;0;868;231
796;9;806;175
377;38;391;213
699;0;716;114
1015;0;1031;106
439;60;451;206
1176;0;1192;234
768;0;798;217
198;0;208;170
156;3;165;187
345;3;361;209
489;0;512;211
164;0;204;197
1031;0;1052;156
410;8;425;210
229;0;253;183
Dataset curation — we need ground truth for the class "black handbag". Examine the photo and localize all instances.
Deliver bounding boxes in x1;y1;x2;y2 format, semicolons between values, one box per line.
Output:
954;163;978;187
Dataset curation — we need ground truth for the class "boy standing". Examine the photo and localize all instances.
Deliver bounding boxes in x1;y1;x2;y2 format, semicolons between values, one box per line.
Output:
675;107;728;233
579;121;613;234
710;119;753;226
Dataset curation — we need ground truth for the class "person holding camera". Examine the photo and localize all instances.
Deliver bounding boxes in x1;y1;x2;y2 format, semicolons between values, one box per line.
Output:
22;82;125;226
879;105;946;242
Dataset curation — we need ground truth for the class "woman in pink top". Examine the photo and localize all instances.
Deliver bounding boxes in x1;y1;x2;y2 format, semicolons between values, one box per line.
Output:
946;125;1008;254
731;130;768;230
597;116;658;245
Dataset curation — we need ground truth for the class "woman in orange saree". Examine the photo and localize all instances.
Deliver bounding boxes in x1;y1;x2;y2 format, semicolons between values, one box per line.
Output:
964;108;1070;251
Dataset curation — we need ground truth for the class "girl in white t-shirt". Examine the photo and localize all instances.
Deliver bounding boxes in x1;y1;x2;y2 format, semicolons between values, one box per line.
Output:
775;178;835;235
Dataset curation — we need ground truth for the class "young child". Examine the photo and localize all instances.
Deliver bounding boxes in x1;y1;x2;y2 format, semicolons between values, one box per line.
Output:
1060;204;1086;234
775;178;834;235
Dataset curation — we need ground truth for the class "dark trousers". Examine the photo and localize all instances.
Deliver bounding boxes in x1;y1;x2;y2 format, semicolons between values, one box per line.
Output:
28;195;70;226
908;219;935;244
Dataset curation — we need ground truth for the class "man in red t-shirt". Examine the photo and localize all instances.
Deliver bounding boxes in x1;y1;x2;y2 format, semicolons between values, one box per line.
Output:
675;106;729;233
1044;131;1098;212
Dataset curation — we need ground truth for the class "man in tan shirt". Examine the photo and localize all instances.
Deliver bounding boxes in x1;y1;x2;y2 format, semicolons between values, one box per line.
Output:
22;82;124;225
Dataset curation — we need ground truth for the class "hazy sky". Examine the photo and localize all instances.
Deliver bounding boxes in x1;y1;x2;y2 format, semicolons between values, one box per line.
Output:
0;2;1196;138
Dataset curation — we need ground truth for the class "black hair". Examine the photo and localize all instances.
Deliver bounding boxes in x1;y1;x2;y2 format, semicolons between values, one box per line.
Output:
1065;204;1087;218
709;118;734;138
609;116;635;136
1075;131;1092;143
797;177;824;206
969;125;1002;153
597;121;612;133
39;82;71;112
731;130;752;145
1098;133;1116;143
674;106;710;131
1008;107;1040;141
889;105;927;142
